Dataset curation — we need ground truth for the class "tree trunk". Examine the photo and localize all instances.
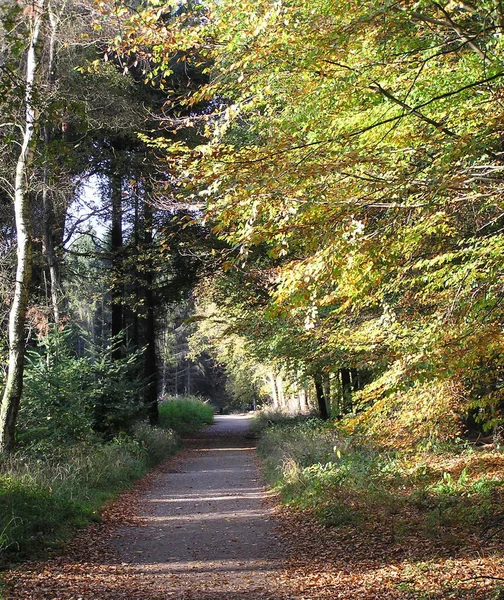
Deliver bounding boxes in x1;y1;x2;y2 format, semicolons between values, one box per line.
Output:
276;374;285;410
299;388;309;412
267;372;278;408
350;368;360;392
42;1;61;325
313;374;329;420
131;189;140;348
110;169;123;360
340;367;352;414
323;373;331;413
143;196;159;425
0;1;44;452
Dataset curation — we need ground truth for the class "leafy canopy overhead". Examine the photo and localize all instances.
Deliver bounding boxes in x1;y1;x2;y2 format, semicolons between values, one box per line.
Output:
113;0;504;438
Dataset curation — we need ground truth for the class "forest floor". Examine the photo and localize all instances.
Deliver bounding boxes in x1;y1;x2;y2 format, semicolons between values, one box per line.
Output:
2;415;504;600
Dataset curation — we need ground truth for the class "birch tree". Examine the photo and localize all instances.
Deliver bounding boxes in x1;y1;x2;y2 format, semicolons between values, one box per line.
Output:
0;0;45;452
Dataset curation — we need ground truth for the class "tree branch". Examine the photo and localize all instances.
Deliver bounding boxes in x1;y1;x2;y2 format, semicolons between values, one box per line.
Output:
409;4;486;59
370;81;457;136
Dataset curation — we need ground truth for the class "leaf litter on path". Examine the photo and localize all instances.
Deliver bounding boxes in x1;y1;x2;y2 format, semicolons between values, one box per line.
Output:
3;418;504;600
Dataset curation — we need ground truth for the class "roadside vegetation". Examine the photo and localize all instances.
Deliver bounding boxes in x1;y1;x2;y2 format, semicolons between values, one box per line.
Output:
158;396;215;433
0;426;177;565
255;412;504;598
0;331;213;566
256;413;504;539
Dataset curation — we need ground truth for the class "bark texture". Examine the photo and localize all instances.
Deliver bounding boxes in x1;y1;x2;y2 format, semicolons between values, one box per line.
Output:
110;169;124;360
143;196;159;425
313;374;329;420
0;1;44;452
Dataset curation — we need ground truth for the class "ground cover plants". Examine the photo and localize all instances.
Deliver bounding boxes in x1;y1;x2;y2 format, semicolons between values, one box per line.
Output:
0;396;213;566
256;412;504;598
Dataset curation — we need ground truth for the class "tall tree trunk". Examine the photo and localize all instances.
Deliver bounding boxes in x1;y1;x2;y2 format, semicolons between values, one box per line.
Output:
276;374;285;410
143;196;159;425
42;1;61;325
267;372;278;408
299;387;309;412
313;373;329;420
340;367;352;414
110;170;123;360
131;189;140;348
0;1;44;452
323;373;331;413
350;368;360;392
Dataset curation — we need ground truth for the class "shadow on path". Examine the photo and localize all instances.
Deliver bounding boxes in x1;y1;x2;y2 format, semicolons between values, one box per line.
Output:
112;415;290;600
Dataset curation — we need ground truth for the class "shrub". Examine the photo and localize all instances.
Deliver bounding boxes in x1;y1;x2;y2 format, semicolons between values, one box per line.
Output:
158;396;214;433
133;423;179;466
18;327;145;447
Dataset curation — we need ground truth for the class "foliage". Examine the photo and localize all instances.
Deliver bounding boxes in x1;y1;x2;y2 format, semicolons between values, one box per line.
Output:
111;0;504;438
187;294;275;408
158;395;214;433
17;326;145;446
257;417;504;538
17;328;95;446
0;425;178;565
251;410;317;434
133;421;180;466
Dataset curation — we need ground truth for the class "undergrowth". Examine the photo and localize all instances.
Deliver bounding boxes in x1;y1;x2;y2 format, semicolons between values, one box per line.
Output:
0;397;213;566
0;426;179;565
255;412;504;541
158;396;214;433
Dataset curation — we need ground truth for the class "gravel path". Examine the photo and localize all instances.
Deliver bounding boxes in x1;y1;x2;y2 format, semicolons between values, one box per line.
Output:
112;415;293;600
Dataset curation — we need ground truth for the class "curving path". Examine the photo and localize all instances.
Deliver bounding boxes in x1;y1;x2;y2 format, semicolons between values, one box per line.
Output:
112;415;293;600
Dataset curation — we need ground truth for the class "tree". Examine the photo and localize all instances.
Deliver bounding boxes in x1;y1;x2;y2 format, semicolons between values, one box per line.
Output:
121;0;504;437
0;0;45;452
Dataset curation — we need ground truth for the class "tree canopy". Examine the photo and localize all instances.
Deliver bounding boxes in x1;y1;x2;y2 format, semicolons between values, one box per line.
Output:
0;0;504;448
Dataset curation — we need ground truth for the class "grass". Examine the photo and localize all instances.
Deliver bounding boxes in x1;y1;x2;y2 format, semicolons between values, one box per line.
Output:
0;395;215;566
158;396;214;433
0;426;179;565
255;411;504;540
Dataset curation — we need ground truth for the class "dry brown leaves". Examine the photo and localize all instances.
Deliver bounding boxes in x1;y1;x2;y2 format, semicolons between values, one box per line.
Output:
274;505;504;599
2;449;504;600
2;455;187;600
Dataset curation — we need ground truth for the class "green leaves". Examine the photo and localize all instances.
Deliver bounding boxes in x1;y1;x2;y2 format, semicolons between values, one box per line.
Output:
113;0;504;434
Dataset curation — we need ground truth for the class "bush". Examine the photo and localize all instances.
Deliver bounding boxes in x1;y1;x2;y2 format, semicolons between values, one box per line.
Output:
158;396;214;433
251;410;315;435
18;327;145;447
133;423;179;466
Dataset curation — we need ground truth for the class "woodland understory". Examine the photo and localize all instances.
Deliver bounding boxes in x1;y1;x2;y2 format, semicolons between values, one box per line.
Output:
0;0;504;597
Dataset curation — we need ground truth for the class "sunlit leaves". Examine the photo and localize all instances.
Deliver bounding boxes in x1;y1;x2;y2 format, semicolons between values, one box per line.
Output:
111;0;504;434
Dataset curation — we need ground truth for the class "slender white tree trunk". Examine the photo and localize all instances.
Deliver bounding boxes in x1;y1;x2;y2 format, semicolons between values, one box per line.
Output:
267;372;278;409
276;374;285;410
0;0;45;452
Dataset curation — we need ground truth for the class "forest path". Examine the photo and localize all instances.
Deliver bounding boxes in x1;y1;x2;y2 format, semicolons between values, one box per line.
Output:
112;415;293;600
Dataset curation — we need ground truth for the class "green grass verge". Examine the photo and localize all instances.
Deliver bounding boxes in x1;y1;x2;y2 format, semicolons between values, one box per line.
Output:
0;397;215;566
158;396;214;433
255;412;504;539
0;423;179;566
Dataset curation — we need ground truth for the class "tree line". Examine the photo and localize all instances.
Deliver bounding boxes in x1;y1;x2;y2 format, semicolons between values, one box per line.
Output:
2;0;504;450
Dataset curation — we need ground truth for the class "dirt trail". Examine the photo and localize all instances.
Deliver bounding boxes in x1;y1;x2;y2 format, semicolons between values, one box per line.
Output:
112;415;293;600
